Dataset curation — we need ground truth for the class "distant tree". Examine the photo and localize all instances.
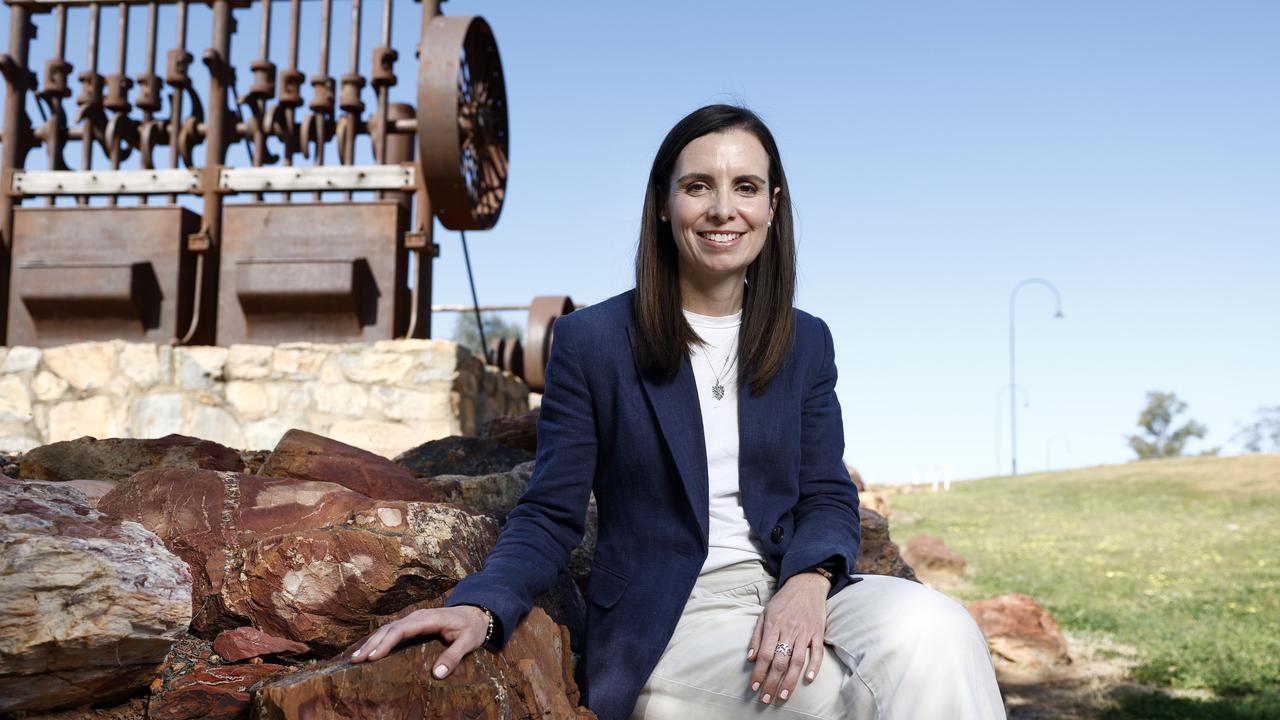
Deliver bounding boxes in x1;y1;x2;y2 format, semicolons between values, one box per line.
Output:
452;312;522;357
1233;406;1280;453
1127;391;1210;459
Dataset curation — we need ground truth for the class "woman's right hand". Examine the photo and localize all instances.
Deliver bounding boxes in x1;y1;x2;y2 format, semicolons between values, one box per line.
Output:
349;605;490;678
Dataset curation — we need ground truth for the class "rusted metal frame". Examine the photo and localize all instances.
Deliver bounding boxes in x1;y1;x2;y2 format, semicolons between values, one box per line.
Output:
1;3;35;343
133;0;162;204
179;0;231;345
103;1;135;205
75;2;104;204
164;0;187;201
336;0;364;200
304;0;334;201
35;3;72;205
266;0;303;202
238;0;276;200
404;0;441;339
370;0;393;164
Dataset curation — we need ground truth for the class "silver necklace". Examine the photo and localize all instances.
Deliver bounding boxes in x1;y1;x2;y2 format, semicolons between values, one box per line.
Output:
700;343;737;401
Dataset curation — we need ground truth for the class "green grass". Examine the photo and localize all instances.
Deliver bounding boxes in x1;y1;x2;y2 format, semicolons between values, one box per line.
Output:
886;454;1280;719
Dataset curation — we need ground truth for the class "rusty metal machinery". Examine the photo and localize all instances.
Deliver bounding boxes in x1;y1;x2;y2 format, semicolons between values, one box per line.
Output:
0;0;511;347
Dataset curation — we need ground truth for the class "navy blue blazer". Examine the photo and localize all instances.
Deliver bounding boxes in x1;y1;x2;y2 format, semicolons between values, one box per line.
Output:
447;289;861;720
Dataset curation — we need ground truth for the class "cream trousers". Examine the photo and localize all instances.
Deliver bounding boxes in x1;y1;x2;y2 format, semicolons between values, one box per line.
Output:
630;560;1006;720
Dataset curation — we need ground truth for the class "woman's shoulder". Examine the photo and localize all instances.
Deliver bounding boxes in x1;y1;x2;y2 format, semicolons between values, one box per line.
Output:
553;290;635;337
791;306;832;344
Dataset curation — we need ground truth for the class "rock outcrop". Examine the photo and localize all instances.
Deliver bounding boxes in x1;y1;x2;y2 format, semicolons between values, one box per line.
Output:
482;408;539;454
213;627;310;662
967;593;1070;678
257;428;434;500
18;433;244;481
903;534;968;586
0;482;192;714
395;435;534;477
255;607;595;719
854;507;919;582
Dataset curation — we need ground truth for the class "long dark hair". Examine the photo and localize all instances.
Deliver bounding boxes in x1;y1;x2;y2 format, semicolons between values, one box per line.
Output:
634;104;796;396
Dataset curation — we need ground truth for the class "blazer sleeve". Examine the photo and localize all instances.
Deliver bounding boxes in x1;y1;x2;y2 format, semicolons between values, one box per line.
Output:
445;315;597;647
776;317;861;596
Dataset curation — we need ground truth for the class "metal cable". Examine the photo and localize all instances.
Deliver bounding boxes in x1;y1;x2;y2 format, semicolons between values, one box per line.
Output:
459;229;487;359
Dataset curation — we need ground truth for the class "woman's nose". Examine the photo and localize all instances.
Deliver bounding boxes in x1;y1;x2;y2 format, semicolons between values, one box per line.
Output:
709;190;736;222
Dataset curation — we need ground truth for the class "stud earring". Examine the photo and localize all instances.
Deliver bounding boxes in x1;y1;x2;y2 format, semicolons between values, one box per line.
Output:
660;215;668;222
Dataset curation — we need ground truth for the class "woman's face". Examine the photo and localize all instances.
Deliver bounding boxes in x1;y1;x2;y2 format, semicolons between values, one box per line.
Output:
664;128;779;285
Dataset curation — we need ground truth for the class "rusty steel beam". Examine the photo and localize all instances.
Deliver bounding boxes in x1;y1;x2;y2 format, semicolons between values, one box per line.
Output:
1;2;34;344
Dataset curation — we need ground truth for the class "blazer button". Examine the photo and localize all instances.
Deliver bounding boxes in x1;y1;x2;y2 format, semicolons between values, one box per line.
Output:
771;525;784;543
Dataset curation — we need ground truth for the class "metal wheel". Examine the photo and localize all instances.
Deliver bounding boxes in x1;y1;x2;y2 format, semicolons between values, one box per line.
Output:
419;15;508;230
524;296;574;393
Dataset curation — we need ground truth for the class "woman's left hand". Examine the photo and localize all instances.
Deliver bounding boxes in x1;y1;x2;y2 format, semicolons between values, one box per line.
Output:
747;571;831;704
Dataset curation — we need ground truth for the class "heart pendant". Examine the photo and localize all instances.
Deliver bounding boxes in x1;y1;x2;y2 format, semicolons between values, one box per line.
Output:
712;384;725;400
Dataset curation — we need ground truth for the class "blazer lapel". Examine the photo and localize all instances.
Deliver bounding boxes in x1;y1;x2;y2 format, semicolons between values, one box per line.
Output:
628;325;710;548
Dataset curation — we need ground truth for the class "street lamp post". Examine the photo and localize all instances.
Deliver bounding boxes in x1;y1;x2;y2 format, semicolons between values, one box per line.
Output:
1009;278;1063;476
996;383;1029;476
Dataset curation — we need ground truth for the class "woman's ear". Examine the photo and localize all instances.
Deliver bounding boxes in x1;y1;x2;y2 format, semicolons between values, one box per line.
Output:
770;186;781;218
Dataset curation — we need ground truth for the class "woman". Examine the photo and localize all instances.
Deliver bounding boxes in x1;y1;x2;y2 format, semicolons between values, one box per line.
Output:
352;105;1006;720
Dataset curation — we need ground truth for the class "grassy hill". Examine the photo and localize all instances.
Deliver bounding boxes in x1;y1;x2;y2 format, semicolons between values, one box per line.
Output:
886;453;1280;719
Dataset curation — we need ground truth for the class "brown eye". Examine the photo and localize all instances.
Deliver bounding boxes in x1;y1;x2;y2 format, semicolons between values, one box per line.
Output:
685;182;709;194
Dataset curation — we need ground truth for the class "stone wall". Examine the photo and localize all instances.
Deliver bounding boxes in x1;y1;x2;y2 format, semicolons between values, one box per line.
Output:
0;340;528;459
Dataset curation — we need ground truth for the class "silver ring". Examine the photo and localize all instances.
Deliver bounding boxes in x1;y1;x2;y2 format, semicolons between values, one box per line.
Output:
775;642;792;657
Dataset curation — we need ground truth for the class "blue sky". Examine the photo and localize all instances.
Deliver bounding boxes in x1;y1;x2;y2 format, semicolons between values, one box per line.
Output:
4;2;1278;484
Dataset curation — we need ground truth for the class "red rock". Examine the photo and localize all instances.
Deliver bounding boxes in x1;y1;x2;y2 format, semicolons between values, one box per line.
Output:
255;607;594;719
0;482;191;714
99;469;501;653
225;503;498;655
98;469;376;634
967;593;1070;677
258;429;434;500
148;663;289;720
903;534;967;586
482;409;540;454
854;507;919;582
212;627;309;662
18;434;243;482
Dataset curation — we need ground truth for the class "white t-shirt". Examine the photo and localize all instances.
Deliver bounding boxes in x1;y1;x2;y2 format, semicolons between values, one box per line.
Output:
683;308;765;573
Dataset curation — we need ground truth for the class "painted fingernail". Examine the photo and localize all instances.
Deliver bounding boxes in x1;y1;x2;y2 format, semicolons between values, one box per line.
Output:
747;648;755;658
780;689;790;700
433;664;448;678
806;670;815;681
762;693;772;704
352;650;362;658
751;682;760;692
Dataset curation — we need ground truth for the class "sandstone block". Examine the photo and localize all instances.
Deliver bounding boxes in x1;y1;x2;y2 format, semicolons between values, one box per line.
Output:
119;343;162;388
42;342;118;391
1;346;40;374
30;370;69;403
328;419;434;460
313;382;369;417
48;396;120;442
226;344;273;380
336;350;417;385
225;381;271;419
0;375;33;422
131;393;185;439
175;346;229;390
0;482;192;714
186;404;245;450
272;346;328;380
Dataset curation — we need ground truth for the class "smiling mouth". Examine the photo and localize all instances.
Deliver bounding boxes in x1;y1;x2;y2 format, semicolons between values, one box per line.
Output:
697;231;744;245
